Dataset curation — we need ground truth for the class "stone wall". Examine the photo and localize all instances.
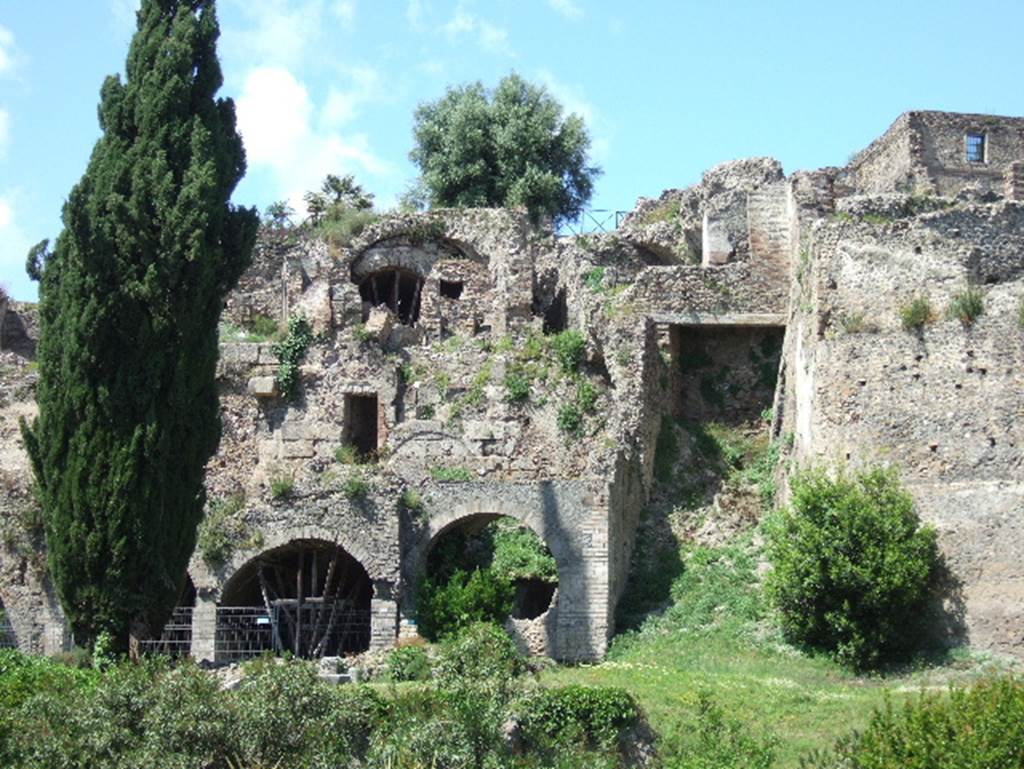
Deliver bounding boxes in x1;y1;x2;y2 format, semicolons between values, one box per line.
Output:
779;199;1024;654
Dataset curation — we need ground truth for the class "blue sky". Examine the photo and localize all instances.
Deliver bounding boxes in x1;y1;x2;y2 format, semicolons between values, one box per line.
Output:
1;0;1022;300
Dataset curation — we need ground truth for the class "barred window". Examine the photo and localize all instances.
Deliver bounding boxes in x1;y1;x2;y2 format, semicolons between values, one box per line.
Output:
966;133;986;163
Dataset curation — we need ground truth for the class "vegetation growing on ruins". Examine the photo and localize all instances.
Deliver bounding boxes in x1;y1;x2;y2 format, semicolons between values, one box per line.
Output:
19;0;258;650
946;284;985;326
409;73;600;225
272;315;314;401
766;466;939;670
899;295;936;330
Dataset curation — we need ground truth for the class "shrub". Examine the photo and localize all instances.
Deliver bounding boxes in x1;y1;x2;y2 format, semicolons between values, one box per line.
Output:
557;403;583;436
516;685;640;752
197;493;246;567
489;520;558;583
416;570;515;641
660;691;776;769
384;645;432;682
429;465;474;482
317;207;379;247
899;295;934;331
552;329;586;373
399;488;424;514
272;315;314;400
765;465;938;669
334;444;363;464
269;471;294;500
342;475;370;500
583;266;607;292
946;284;985;326
433;622;526;683
805;677;1024;769
504;366;531;403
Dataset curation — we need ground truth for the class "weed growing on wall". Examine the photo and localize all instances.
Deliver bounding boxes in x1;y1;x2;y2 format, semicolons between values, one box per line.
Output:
899;295;935;331
272;315;314;401
946;285;985;327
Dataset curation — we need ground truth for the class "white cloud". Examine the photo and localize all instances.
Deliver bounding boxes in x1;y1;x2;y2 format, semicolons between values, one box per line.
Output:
0;191;35;299
321;65;382;128
548;0;582;20
406;0;425;28
235;66;393;213
442;4;514;57
109;0;138;32
331;0;356;25
0;25;18;77
537;70;611;163
227;0;356;70
0;109;9;159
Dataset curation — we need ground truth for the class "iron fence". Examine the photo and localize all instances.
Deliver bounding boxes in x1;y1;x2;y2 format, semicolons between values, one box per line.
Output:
561;209;631;236
213;605;371;662
138;607;193;657
0;619;16;649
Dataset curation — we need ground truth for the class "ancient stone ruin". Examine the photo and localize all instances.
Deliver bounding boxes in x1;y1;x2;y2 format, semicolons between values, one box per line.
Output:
2;109;1022;661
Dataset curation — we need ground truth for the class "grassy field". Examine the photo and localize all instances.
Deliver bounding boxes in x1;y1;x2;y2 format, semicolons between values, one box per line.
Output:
542;419;1019;767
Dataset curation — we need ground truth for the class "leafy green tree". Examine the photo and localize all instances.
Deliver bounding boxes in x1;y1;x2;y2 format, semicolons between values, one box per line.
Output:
21;0;258;650
410;73;600;225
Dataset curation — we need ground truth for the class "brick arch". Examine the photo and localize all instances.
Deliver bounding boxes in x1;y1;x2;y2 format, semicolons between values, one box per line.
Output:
403;498;572;610
350;234;484;281
217;524;386;599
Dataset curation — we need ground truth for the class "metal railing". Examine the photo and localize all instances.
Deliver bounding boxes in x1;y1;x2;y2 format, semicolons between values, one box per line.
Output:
0;619;16;649
561;209;631;236
214;605;372;662
138;607;193;657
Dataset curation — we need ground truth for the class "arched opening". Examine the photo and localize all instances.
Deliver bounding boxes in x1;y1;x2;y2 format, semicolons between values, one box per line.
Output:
140;576;196;656
357;268;425;325
0;596;15;649
419;515;558;638
217;539;372;661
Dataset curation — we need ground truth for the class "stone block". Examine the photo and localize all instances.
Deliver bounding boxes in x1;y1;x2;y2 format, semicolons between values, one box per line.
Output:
247;376;278;398
281;440;315;458
701;213;734;266
364;307;394;345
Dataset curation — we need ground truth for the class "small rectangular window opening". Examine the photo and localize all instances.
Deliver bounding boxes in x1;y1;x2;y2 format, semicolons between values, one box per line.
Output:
966;133;986;163
343;394;378;457
440;279;464;300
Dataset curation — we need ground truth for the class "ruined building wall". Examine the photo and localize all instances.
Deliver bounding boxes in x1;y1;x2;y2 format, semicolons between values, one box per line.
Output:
780;199;1024;654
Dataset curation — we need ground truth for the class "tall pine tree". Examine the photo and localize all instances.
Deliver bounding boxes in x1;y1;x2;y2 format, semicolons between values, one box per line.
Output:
21;0;258;650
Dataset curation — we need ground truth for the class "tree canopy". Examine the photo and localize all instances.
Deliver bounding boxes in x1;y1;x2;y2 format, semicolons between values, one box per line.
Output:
409;73;600;226
21;0;257;649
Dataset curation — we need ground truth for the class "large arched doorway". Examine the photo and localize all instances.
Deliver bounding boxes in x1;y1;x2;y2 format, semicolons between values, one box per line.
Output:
217;539;372;661
356;267;425;325
418;515;559;641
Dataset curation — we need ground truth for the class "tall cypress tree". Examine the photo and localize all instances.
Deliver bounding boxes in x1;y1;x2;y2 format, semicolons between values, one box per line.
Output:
21;0;257;649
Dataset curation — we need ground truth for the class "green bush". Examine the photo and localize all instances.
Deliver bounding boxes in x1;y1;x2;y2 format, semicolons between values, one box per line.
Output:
899;295;935;331
197;493;246;567
946;285;985;326
557;403;583;435
552;330;586;373
583;266;607;292
416;569;515;640
805;677;1024;769
504;366;532;403
272;315;314;401
429;466;474;482
317;207;379;247
433;622;526;684
516;685;640;752
660;691;776;769
269;471;294;500
384;645;432;682
765;465;938;669
489;519;558;583
342;475;370;500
